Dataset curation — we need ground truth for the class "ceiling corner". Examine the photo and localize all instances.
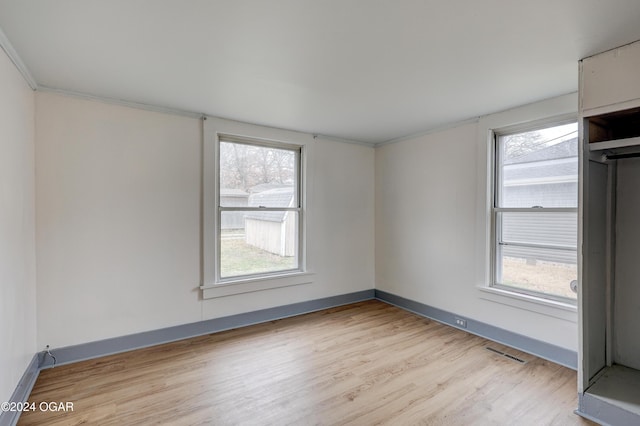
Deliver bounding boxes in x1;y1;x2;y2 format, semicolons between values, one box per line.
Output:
0;24;37;90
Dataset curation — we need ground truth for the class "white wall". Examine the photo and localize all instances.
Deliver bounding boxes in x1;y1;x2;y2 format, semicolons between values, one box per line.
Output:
375;122;479;310
31;74;579;370
0;48;36;403
35;92;375;348
375;94;579;351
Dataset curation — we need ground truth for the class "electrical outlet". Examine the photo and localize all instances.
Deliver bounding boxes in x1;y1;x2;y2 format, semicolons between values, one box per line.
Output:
454;317;467;328
44;345;57;367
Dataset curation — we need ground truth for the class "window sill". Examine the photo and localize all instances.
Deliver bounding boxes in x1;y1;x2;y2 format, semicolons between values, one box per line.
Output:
201;271;314;299
477;286;577;322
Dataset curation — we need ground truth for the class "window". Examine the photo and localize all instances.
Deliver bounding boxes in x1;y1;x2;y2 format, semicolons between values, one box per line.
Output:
217;135;303;281
201;118;313;298
492;121;578;302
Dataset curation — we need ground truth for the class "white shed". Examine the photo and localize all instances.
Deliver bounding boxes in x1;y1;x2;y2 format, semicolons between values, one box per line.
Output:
244;188;296;257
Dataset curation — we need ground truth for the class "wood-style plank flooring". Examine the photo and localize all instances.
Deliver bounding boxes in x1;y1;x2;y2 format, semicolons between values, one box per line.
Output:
19;300;594;425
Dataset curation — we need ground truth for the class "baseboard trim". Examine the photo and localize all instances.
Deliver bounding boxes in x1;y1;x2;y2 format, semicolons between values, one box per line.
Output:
577;392;638;426
0;355;40;426
375;290;577;370
38;289;577;370
40;289;375;369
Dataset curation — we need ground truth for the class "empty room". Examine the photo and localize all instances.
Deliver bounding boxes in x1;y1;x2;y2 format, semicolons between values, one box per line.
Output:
2;1;640;425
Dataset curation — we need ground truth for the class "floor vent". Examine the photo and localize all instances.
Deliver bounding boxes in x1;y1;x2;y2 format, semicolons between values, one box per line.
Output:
485;346;527;364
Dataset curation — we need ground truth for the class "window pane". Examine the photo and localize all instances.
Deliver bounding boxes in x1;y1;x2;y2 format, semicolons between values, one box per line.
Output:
497;122;578;208
500;211;577;250
497;251;577;300
220;210;298;278
219;141;297;207
496;211;577;300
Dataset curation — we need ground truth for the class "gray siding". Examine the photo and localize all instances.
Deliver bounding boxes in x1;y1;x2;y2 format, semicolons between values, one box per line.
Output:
503;182;577;208
502;211;577;264
500;139;578;265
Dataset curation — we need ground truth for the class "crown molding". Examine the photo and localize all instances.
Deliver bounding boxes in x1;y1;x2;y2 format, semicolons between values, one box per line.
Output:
37;86;205;119
0;25;37;90
37;86;375;147
376;117;480;147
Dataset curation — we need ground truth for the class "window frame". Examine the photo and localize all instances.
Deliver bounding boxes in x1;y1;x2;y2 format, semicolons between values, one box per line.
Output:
490;119;579;305
201;117;314;299
216;134;305;283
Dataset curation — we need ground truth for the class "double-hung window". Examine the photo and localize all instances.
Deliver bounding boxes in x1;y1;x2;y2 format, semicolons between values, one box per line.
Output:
492;121;578;302
217;135;303;281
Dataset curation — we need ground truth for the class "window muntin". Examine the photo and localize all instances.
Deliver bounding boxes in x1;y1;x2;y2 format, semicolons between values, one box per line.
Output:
217;138;302;281
493;122;578;302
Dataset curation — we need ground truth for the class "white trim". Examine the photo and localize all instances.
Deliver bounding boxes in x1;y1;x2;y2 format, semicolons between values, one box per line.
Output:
499;241;577;251
377;93;579;147
201;272;315;299
376;117;480;147
201;270;315;288
504;176;578;186
38;85;203;119
203;116;315;292
0;25;37;89
589;136;640;151
482;101;578;136
311;133;374;147
476;93;580;312
37;87;374;147
220;207;299;212
494;207;577;213
581;98;640;119
477;286;577;322
214;136;303;282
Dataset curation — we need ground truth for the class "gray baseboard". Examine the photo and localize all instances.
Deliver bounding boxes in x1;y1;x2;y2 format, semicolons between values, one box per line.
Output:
0;354;40;426
375;290;577;370
577;392;638;426
40;289;375;368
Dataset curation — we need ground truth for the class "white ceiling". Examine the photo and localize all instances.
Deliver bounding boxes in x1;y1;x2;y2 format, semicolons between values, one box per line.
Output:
1;1;640;144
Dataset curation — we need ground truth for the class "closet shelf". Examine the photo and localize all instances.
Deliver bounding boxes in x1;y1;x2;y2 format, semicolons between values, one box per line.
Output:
589;136;640;151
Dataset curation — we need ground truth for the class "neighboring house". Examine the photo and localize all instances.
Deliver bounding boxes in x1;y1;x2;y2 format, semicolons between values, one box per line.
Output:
248;182;291;193
220;189;249;230
245;187;296;257
502;138;578;264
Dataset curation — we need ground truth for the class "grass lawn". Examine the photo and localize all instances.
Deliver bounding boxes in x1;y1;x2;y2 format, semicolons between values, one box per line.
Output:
221;235;295;278
502;257;577;300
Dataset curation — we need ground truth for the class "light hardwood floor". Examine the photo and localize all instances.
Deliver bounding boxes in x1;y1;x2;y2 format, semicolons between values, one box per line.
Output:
19;300;594;425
